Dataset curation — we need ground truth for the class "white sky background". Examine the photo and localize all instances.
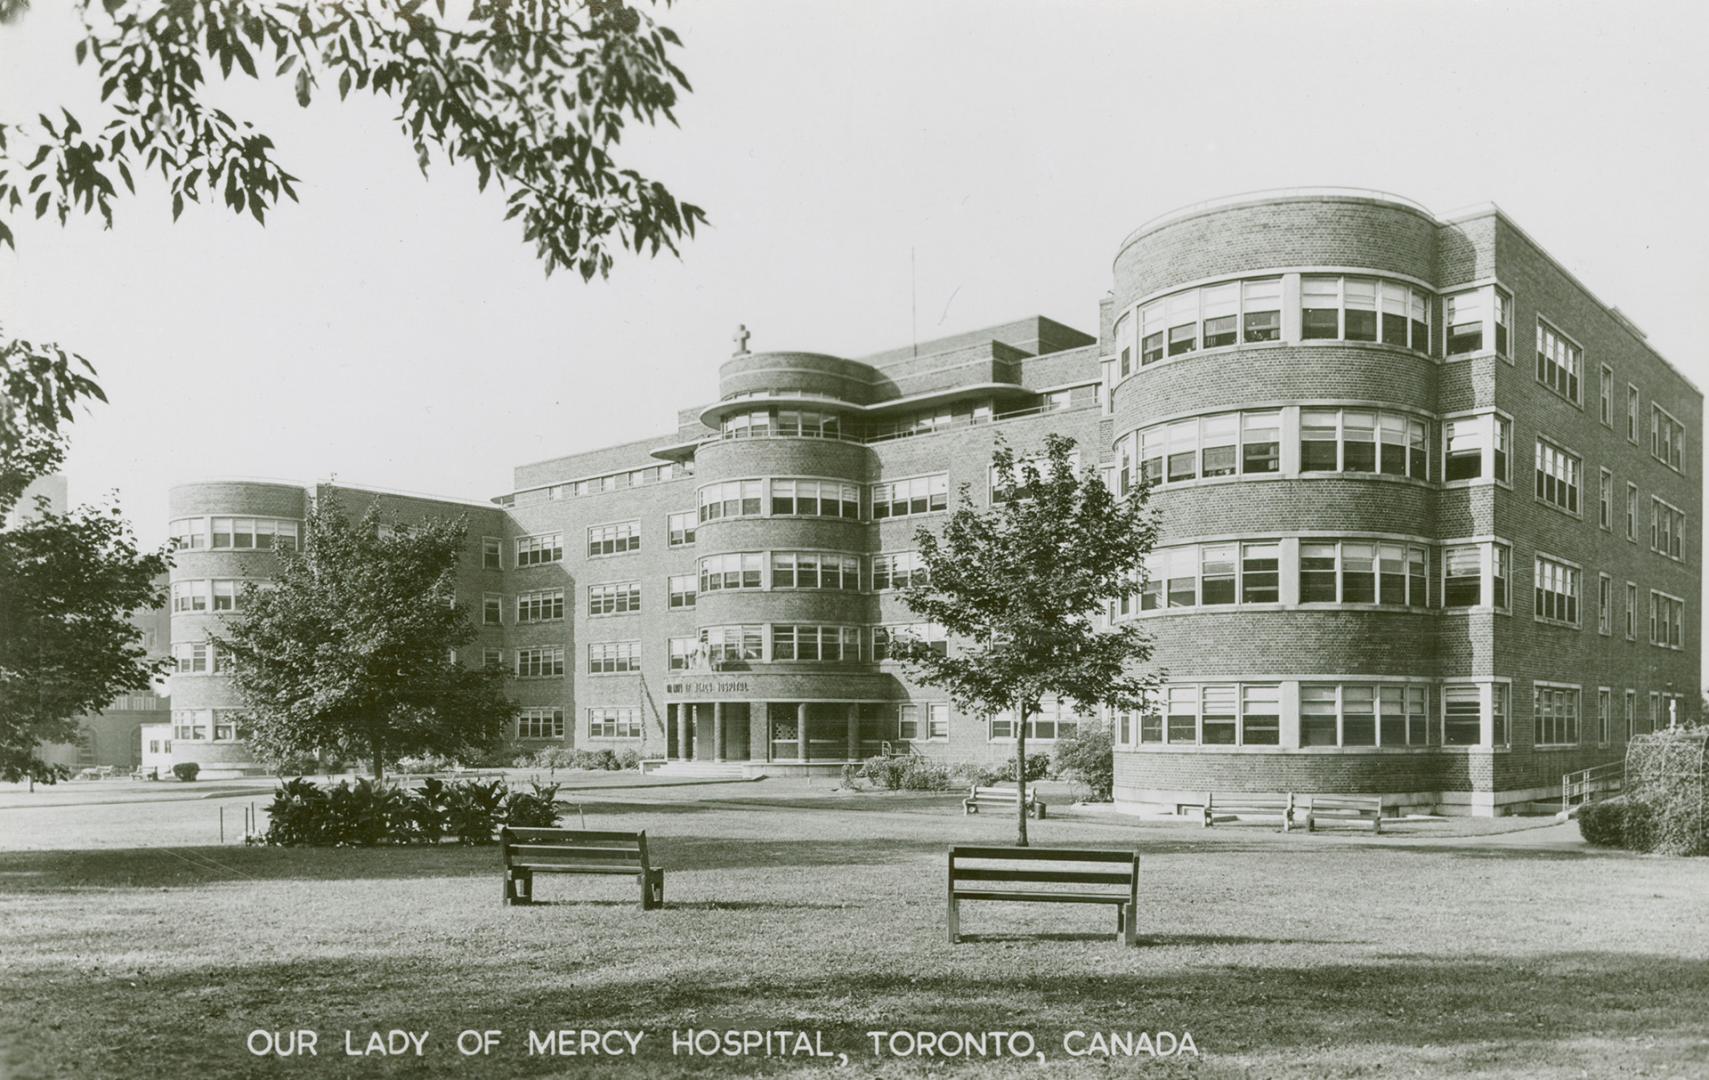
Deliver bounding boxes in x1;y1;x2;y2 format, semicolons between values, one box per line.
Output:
2;4;1706;563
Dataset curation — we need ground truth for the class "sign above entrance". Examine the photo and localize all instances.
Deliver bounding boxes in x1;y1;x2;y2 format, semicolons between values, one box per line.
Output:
666;679;751;696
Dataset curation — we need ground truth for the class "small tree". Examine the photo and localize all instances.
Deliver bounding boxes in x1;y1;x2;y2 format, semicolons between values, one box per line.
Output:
891;433;1159;845
0;339;170;785
216;497;515;783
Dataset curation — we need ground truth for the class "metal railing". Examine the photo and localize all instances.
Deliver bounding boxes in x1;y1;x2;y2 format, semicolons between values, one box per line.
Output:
1561;759;1626;813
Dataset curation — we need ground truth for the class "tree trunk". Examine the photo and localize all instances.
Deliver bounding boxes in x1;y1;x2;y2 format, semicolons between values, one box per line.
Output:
370;730;384;786
1015;695;1029;848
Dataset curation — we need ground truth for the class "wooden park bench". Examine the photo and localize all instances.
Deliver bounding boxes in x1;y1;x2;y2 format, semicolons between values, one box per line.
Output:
963;784;1047;818
1303;794;1384;834
499;827;665;909
1192;792;1296;830
946;846;1140;945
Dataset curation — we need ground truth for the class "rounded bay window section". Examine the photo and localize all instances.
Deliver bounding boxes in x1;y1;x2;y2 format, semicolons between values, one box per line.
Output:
1105;194;1467;803
166;480;306;778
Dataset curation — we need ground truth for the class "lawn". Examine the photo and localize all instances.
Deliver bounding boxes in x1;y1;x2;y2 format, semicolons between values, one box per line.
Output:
2;783;1707;1079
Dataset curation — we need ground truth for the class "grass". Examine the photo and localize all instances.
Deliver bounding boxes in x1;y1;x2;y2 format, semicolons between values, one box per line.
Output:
2;785;1707;1079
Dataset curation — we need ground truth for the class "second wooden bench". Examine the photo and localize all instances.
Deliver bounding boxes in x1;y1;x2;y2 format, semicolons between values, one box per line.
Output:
500;827;665;908
963;784;1048;818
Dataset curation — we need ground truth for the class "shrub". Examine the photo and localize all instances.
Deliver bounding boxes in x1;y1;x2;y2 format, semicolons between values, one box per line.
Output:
1052;726;1115;801
172;762;200;782
502;782;562;828
615;748;642;771
992;752;1049;783
1578;795;1657;851
853;755;957;791
264;777;331;846
444;779;507;843
394;752;459;775
1626;729;1709;856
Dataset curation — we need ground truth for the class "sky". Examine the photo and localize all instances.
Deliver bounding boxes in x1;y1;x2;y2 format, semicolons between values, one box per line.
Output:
3;1;1707;555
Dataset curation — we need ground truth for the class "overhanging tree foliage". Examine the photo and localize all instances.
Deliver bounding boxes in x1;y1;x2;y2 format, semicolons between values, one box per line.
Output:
891;433;1160;845
0;340;168;784
0;0;706;279
215;497;515;781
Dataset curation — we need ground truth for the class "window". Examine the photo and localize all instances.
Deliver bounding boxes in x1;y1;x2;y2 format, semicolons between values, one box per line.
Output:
515;533;563;567
172;709;210;741
210;580;242;612
927;703;949;740
515;589;565;623
483;594;503;625
1651;498;1686;561
872;551;926;591
873;623;946;660
1445;289;1484;355
170;517;207;550
1650;404;1686;471
698;480;764;522
1597;574;1612;635
1625;582;1638;639
1599;469;1613;530
990;449;1082;501
482;647;503;671
1296;683;1428;748
588;708;642;739
772;551;861;590
1443;413;1509;483
1599;365;1615;427
771;625;864;662
588;581;641;616
587;521;641;558
1626;690;1637;740
1137;411;1283;485
517;708;564;739
773;478;862;519
1533;438;1581;514
1533;555;1580;626
1533;685;1581;746
171;580;207;612
482;536;502;569
515;645;565;677
668;637;696;671
870;474;947;519
1442;542;1507;610
1201;282;1238;348
207;517;300;551
172;641;210;674
1627;384;1640;443
668;574;697;609
1441;685;1481;746
667;511;696;547
1649;591;1685;649
1298;541;1428;606
587;641;639;674
1240;543;1280;603
699;625;764;664
1243;278;1282;342
989;698;1085;742
699;553;763;592
1297;276;1433;352
1535;320;1582;404
1598;689;1613;745
1300;408;1429;478
1140;303;1164;365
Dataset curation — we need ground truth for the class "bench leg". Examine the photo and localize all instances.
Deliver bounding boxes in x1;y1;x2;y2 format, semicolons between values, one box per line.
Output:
1035;803;1046;820
505;870;532;906
963;802;976;815
946;897;960;944
1123;903;1137;947
642;869;665;911
1372;816;1383;835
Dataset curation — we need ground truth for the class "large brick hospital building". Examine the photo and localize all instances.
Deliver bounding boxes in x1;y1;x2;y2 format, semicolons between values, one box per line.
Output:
166;189;1700;814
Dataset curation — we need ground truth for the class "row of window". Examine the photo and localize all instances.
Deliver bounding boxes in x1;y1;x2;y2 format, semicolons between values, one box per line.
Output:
1111;539;1435;615
506;462;689;508
660;623;948;670
169;516;300;552
170;578;265;613
171;708;241;742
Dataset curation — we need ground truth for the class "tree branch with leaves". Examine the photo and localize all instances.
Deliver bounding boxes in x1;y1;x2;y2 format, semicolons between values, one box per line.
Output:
0;0;706;279
890;433;1161;846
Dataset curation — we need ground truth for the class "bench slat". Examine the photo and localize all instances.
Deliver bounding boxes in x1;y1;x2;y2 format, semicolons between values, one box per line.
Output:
505;844;640;858
952;868;1134;885
503;827;644;842
949;846;1134;863
509;863;645;874
952;889;1129;904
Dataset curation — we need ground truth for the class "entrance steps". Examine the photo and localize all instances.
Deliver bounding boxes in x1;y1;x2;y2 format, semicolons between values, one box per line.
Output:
643;760;749;780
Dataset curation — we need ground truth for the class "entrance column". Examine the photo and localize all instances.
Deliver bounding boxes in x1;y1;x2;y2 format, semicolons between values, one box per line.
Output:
713;702;725;763
676;704;690;761
846;703;860;760
798;702;810;763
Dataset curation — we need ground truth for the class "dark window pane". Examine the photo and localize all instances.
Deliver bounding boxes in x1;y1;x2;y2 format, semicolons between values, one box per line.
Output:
1448;323;1482;355
1345;309;1378;342
1243;441;1280;474
1381;313;1409;346
1301;440;1339;472
1203;315;1237;349
1302;309;1339;339
1202;445;1237;477
1244;310;1280;342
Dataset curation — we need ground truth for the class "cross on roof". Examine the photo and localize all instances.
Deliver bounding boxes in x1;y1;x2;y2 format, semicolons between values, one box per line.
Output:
732;324;751;355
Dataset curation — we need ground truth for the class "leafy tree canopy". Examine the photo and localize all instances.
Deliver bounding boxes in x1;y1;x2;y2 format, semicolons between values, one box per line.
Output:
215;496;515;780
0;0;706;280
891;433;1160;843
